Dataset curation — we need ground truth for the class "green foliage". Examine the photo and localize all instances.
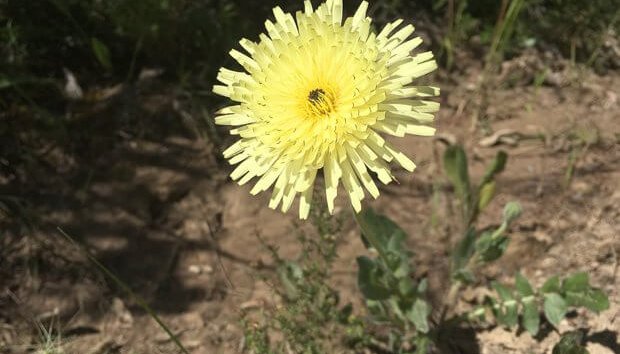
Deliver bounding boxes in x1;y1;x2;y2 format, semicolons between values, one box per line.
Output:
424;0;618;68
544;292;567;328
486;0;527;66
355;208;432;352
443;145;508;225
482;272;609;335
444;145;517;282
34;319;65;354
243;205;368;353
90;37;112;71
443;145;471;219
528;0;620;65
552;331;589;354
438;144;609;348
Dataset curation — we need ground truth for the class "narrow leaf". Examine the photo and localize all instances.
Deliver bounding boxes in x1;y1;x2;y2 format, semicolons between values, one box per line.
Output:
452;227;477;272
91;37;112;70
478;181;496;211
443;145;471;210
481;150;508;185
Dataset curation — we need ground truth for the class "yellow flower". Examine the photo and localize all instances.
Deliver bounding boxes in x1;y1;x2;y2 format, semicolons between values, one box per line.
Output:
214;0;439;219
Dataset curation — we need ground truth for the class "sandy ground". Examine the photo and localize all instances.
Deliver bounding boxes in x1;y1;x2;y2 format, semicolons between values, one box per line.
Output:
1;59;619;353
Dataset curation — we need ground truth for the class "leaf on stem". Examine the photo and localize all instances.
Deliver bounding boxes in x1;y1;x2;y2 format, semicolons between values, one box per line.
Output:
407;299;431;333
443;145;471;214
356;256;390;301
544;293;568;328
552;331;589;354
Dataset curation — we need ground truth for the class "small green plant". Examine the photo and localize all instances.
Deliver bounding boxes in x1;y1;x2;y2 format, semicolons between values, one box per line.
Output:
355;208;433;353
473;272;609;335
527;0;620;66
242;203;368;353
242;144;610;353
30;317;64;354
350;145;610;352
485;0;527;68
436;0;479;70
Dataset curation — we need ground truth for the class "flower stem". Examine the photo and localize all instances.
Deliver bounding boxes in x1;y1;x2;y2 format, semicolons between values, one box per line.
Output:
353;211;390;264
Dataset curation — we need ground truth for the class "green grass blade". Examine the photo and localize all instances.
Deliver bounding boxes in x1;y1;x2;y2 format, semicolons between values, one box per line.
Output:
57;227;189;354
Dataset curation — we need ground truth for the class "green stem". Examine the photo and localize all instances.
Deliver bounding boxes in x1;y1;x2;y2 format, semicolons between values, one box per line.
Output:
353;211;390;265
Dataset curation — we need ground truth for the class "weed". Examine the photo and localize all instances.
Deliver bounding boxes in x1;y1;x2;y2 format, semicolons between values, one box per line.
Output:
242;198;368;353
34;319;64;354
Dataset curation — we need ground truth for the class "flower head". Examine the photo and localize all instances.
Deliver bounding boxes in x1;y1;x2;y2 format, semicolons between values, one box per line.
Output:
214;0;439;219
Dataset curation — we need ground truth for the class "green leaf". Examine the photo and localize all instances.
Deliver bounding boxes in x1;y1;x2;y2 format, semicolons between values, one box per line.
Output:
386;231;406;253
478;181;496;211
452;227;477;273
356;256;390;301
481;150;508;185
493;282;514;301
389;298;406;321
541;276;561;294
515;273;535;297
565;289;609;312
398;277;415;297
385;232;411;278
552;331;589;354
414;336;431;354
498;301;518;327
91;37;112;70
492;282;518;327
443;145;471;209
521;297;540;335
562;272;589;293
476;232;509;263
515;273;539;335
544;293;568;328
407;299;430;333
356;208;407;252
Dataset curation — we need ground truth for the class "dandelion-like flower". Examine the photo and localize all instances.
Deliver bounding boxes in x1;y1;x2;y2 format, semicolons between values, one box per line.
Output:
214;0;439;219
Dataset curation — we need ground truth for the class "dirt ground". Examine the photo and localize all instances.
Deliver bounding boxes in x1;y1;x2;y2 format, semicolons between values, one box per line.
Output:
1;54;619;354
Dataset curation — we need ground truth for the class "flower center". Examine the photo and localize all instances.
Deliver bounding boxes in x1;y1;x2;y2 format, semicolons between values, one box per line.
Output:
306;88;335;117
